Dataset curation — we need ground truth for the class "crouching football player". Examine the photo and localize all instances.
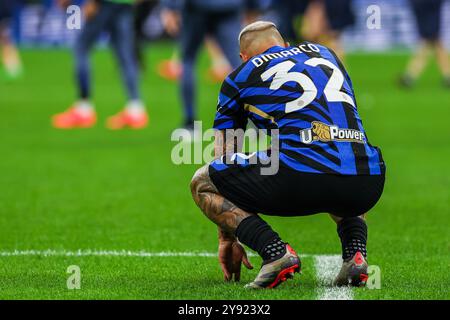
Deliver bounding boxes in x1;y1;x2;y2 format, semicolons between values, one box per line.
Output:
190;21;385;289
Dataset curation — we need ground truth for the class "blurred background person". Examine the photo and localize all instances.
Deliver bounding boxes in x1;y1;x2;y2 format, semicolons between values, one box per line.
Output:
302;0;327;43
323;0;355;61
157;38;232;83
158;0;268;84
273;0;309;44
400;0;450;88
133;0;159;72
301;0;355;61
160;0;268;133
52;0;148;130
0;0;23;81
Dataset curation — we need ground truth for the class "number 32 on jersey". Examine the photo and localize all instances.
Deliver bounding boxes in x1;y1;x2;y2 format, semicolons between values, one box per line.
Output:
261;58;355;113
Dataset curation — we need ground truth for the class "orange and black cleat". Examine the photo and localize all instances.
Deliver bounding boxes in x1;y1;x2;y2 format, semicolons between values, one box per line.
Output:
333;251;368;287
245;244;301;289
52;107;96;129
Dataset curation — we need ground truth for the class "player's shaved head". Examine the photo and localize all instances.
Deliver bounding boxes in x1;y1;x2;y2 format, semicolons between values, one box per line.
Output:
238;21;287;61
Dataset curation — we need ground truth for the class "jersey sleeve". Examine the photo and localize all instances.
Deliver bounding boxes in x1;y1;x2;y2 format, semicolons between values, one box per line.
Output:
213;77;248;130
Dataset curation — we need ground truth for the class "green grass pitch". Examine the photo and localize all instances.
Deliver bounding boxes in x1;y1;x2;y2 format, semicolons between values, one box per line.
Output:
0;43;449;299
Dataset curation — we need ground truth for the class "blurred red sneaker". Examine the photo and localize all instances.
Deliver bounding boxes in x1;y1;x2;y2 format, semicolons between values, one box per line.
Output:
157;59;182;81
106;109;148;130
52;107;96;129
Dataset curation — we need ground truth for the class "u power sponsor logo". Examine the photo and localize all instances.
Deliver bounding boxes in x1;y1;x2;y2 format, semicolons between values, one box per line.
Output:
299;121;365;144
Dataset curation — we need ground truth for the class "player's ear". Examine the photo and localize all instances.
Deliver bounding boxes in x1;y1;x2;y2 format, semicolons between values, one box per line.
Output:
240;52;247;62
285;41;290;48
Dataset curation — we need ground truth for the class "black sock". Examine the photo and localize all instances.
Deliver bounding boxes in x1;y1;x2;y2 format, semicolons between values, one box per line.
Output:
261;238;287;262
337;217;367;260
235;215;286;261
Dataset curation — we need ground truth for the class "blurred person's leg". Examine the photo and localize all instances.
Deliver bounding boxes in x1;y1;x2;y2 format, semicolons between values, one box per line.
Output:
401;0;444;87
210;10;241;69
327;34;344;61
275;0;309;43
426;0;450;87
158;6;183;81
435;41;450;87
205;37;232;83
133;0;159;72
107;2;148;130
74;1;108;103
0;26;22;79
275;0;299;42
159;37;233;84
400;41;431;87
0;0;22;80
179;5;207;129
52;1;110;129
302;0;327;43
323;0;355;62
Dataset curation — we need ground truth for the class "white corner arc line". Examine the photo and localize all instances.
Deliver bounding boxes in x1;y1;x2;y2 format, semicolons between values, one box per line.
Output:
314;255;353;300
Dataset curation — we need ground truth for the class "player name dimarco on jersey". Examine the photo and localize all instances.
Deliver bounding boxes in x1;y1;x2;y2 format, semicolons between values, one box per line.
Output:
299;121;366;144
251;43;320;67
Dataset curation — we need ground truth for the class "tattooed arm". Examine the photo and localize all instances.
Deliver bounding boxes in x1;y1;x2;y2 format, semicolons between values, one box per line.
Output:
214;129;244;241
190;129;253;280
190;163;253;280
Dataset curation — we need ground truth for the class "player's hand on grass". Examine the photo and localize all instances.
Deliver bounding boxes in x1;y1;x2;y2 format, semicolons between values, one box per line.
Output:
218;238;253;282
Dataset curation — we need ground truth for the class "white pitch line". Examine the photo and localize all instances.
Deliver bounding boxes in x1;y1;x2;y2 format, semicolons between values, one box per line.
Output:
0;249;316;258
0;249;224;258
314;255;353;300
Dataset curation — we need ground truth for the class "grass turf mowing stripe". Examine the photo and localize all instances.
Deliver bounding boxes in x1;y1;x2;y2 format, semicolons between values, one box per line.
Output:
314;255;353;300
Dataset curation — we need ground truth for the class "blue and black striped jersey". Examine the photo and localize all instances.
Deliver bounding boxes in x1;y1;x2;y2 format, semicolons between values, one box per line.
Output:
213;43;384;175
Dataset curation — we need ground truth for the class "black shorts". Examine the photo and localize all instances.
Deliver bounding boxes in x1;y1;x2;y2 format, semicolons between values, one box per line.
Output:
324;0;355;32
410;0;443;40
209;160;385;218
0;0;14;23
